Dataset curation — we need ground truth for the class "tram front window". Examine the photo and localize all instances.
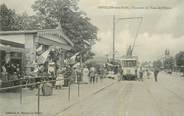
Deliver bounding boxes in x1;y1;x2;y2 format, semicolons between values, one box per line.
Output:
123;60;136;67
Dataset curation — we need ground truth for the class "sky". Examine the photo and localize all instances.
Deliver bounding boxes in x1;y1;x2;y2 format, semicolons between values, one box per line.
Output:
1;0;184;62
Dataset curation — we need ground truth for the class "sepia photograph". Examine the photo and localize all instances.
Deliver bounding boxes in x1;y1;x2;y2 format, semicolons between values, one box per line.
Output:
0;0;184;116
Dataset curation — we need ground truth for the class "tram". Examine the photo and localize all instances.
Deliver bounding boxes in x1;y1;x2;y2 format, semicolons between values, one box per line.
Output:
121;56;138;80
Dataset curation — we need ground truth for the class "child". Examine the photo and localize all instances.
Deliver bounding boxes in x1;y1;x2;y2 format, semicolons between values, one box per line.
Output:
55;70;64;89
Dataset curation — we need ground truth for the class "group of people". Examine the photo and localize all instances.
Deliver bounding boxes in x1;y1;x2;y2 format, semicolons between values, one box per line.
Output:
72;65;104;84
138;67;160;82
1;62;22;82
54;64;105;89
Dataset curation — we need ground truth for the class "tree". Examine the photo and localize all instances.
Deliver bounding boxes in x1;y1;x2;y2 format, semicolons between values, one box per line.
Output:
153;60;162;69
0;4;19;31
0;1;97;61
16;13;42;30
175;51;184;67
0;4;39;31
32;0;97;53
175;51;184;74
163;57;174;70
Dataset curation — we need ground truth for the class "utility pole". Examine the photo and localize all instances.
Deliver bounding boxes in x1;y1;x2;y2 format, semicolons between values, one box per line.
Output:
112;16;143;62
112;15;116;63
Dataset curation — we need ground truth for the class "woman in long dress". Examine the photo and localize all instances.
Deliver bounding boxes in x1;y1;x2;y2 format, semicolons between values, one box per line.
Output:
82;67;89;84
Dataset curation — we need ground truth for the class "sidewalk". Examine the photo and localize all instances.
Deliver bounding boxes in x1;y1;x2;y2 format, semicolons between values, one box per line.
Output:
0;78;116;116
171;71;183;78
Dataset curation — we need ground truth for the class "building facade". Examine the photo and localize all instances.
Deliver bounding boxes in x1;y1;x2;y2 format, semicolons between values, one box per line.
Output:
0;29;74;75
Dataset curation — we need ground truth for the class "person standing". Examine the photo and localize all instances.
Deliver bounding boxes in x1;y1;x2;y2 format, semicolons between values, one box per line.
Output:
139;67;144;81
63;65;71;87
1;64;7;82
82;66;89;84
99;66;104;81
146;69;151;79
76;65;81;83
89;66;95;84
118;66;123;81
74;67;78;83
55;68;64;89
154;68;159;82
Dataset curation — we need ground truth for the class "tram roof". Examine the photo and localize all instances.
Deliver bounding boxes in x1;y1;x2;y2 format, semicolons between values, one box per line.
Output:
121;58;137;61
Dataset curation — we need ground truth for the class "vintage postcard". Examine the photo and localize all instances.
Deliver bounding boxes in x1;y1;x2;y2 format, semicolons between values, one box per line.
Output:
0;0;184;116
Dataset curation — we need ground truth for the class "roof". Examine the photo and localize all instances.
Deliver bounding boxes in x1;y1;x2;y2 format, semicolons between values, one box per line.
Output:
0;30;37;35
121;58;137;61
0;29;74;48
37;29;74;47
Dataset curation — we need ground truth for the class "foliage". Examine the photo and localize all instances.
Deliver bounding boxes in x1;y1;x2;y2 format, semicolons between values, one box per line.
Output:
32;0;97;53
0;4;18;31
76;50;95;62
0;1;97;61
16;13;42;30
0;4;41;31
163;57;174;69
153;60;162;69
175;51;184;67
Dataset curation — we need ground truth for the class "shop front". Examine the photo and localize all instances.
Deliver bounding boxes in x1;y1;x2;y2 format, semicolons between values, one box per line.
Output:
0;29;74;88
0;29;73;72
0;43;26;89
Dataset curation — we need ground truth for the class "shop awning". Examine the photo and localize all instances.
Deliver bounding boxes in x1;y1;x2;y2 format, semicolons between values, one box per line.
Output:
37;29;74;50
0;45;26;53
38;36;72;50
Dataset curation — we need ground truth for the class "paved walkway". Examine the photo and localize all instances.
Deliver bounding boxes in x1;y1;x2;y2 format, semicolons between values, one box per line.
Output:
0;78;116;116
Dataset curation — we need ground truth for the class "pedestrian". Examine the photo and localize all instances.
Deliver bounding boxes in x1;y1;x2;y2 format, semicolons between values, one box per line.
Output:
64;65;72;86
146;69;150;79
99;66;104;81
16;67;22;79
154;68;159;82
82;66;89;84
118;66;122;81
75;65;81;83
55;69;64;89
139;67;144;81
1;64;8;82
48;62;56;79
114;66;118;75
89;66;95;84
48;62;56;86
95;73;98;83
69;67;76;84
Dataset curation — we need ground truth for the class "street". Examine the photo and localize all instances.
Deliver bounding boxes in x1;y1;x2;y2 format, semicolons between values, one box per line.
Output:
0;72;184;116
57;72;184;116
